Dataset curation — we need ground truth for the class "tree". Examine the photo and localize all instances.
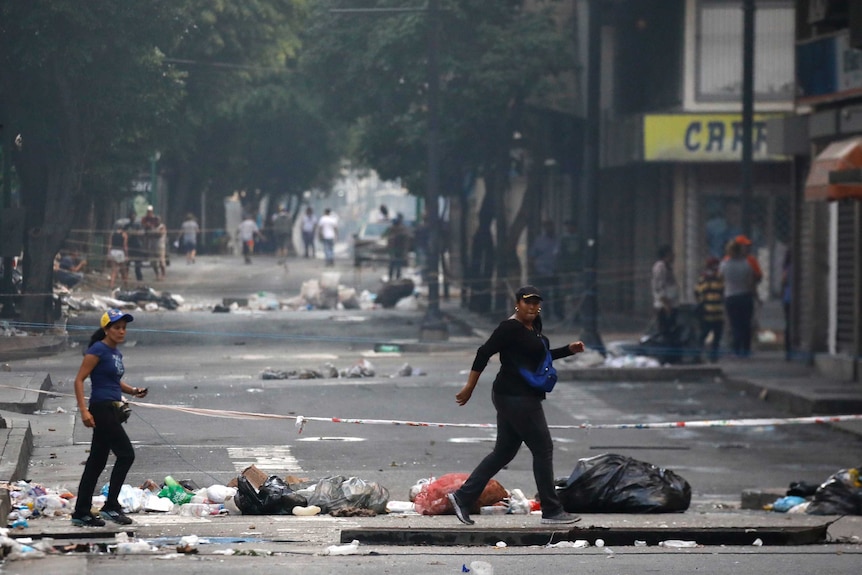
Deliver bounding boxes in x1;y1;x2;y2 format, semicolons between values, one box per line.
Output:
155;0;341;239
301;0;570;311
0;0;338;326
0;0;187;325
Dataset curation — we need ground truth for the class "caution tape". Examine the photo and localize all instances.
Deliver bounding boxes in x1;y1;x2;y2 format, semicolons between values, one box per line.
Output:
3;383;862;433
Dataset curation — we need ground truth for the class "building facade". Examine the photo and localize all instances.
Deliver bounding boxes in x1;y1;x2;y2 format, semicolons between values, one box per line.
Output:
597;0;796;326
769;0;862;379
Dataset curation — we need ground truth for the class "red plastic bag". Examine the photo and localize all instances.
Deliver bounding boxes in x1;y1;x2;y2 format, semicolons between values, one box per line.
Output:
413;473;507;515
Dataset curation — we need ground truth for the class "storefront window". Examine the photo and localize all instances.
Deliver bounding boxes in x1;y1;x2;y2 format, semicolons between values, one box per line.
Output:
696;0;794;102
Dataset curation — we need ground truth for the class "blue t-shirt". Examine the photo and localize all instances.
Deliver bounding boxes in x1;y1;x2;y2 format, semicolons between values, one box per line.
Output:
86;341;124;404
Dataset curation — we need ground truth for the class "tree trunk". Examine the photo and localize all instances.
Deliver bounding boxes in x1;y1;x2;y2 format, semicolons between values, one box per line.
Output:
468;187;496;314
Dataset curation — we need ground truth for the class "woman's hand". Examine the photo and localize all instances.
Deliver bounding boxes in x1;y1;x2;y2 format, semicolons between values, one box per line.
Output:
131;387;148;398
568;341;586;354
455;385;473;406
81;408;95;428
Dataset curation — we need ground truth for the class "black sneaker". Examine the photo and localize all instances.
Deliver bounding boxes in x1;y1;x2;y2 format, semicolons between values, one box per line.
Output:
447;492;474;526
71;513;106;527
540;511;581;525
100;507;133;525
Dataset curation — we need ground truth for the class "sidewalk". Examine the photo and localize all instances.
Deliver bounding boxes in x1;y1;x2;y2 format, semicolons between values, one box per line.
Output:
1;257;862;548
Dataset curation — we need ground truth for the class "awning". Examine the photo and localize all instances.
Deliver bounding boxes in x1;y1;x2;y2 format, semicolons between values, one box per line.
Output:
805;137;862;201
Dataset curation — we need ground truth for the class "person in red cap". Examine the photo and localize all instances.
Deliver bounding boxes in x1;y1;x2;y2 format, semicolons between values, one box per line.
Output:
732;235;763;284
447;285;585;526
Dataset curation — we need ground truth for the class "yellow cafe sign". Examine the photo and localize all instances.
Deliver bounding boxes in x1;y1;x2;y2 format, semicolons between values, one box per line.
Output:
643;114;784;162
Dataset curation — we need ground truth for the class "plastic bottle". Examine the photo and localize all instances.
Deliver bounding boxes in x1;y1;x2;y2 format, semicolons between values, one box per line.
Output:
480;505;508;515
178;503;219;517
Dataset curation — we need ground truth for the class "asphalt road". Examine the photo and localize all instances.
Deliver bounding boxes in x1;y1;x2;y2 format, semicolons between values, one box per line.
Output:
4;254;862;572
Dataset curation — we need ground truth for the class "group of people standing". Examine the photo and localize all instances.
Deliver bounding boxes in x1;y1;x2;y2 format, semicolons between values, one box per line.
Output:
652;234;766;362
106;206;177;289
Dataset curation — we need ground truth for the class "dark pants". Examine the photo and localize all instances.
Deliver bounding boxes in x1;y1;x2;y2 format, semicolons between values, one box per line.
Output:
388;256;405;280
242;240;254;263
656;307;678;341
74;401;135;515
725;293;754;357
127;260;143;281
454;393;565;518
302;231;315;258
699;319;724;362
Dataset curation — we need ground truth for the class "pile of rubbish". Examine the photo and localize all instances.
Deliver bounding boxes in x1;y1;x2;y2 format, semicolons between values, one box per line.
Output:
261;358;426;380
2;466;394;528
4;455;695;532
63;288;184;314
765;466;862;515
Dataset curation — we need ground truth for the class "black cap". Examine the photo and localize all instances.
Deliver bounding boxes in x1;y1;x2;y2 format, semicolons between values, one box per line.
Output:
515;285;543;301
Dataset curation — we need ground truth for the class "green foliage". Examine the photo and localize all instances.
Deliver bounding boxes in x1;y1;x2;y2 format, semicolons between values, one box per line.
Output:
301;0;570;194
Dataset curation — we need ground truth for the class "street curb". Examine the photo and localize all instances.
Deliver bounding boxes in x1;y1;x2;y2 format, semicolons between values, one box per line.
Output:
722;375;862;416
0;372;53;414
340;523;828;546
558;365;723;382
0;335;67;362
0;419;34;527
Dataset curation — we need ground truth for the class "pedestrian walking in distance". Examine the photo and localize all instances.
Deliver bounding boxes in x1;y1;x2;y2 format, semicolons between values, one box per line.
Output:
71;309;149;527
448;285;585;525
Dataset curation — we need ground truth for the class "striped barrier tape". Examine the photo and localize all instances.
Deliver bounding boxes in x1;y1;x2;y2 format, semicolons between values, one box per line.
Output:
4;383;862;433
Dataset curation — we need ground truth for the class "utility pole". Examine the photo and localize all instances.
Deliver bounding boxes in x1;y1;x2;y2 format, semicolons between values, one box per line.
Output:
741;0;755;237
579;0;604;353
419;0;447;340
0;123;16;317
331;3;447;341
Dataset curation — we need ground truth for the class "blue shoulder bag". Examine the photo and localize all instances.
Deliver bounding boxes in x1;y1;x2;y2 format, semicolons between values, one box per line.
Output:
518;340;558;392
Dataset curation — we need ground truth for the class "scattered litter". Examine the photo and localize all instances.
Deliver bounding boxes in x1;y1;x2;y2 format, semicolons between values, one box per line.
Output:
594;538;605;548
323;539;360;556
547;540;589;548
292;505;321;516
469;560;494;575
659;540;699;548
341;358;376;378
413;474;506;516
752;538;763;546
764;495;807;512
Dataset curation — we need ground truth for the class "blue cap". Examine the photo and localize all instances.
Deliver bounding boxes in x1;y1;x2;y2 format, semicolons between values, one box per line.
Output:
100;309;134;329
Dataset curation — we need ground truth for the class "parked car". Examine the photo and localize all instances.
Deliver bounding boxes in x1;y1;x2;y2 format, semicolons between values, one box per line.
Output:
352;220;413;267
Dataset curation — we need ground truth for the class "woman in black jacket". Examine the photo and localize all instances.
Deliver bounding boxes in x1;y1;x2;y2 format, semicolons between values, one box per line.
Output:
447;285;585;525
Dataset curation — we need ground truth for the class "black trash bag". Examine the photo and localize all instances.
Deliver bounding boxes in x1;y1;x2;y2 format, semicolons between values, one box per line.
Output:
787;480;819;498
375;279;415;308
806;468;862;515
233;475;307;515
557;453;691;513
233;476;264;515
259;475;308;515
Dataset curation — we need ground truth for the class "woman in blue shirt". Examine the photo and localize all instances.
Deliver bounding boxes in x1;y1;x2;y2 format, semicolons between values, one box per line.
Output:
71;309;148;527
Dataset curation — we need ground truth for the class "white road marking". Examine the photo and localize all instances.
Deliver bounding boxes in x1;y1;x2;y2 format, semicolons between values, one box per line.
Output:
227;446;304;473
296;436;365;442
